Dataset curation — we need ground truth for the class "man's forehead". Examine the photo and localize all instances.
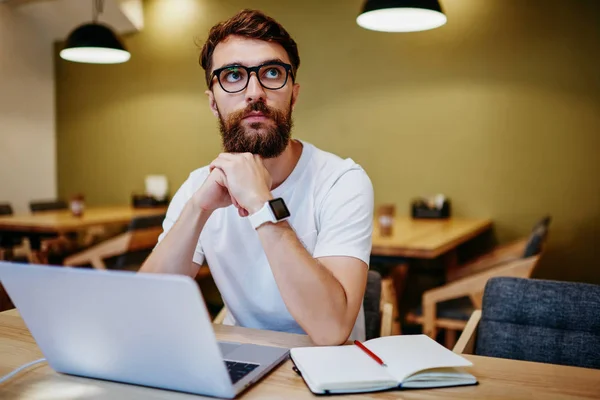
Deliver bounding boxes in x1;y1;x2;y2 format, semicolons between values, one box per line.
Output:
212;35;291;69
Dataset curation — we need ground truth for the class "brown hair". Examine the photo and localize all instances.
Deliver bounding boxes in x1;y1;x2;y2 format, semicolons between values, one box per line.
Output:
200;9;300;87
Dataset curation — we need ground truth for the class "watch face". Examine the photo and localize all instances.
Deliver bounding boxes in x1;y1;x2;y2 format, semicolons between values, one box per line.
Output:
269;198;291;220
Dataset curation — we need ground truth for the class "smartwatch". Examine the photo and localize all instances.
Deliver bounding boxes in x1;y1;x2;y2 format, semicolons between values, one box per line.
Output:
248;198;291;229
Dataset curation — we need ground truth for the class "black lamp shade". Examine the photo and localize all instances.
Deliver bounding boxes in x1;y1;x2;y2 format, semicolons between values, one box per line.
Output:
357;0;447;32
60;23;131;64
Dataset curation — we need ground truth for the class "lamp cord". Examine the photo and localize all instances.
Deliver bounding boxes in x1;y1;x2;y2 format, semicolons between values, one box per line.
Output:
92;0;104;23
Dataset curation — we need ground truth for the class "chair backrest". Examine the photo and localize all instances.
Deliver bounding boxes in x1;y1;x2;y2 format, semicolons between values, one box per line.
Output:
29;200;68;213
63;214;165;271
113;214;165;269
127;214;166;232
0;203;13;216
363;270;382;340
475;277;600;369
522;215;551;258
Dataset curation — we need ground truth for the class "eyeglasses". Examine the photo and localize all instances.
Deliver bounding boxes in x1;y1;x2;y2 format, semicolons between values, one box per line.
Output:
210;61;294;93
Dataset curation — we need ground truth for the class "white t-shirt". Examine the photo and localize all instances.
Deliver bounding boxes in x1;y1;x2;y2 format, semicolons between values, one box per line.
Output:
156;140;374;341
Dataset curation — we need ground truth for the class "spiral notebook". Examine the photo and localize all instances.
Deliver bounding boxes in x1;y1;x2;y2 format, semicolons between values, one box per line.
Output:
290;335;477;395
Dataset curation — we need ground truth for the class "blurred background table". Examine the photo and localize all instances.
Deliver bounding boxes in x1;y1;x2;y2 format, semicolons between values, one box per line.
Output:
0;206;167;264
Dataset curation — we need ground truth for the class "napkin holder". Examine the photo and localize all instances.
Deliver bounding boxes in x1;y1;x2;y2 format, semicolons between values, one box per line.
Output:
411;196;451;219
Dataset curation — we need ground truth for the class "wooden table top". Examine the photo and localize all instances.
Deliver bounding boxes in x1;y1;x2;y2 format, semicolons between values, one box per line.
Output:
0;309;598;399
0;206;167;234
371;216;493;259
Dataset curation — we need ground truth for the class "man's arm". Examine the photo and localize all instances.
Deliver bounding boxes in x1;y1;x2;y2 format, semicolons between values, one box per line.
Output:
139;168;232;276
139;200;208;277
210;153;373;345
257;222;368;345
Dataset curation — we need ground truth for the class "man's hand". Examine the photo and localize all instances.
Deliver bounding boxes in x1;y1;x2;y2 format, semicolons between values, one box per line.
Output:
210;153;273;216
191;168;233;212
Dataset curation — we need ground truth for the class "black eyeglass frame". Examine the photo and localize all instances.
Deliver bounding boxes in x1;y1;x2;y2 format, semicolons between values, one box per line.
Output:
210;61;294;93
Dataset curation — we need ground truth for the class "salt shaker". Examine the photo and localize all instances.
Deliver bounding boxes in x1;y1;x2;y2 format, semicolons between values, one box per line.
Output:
378;204;395;237
70;194;85;217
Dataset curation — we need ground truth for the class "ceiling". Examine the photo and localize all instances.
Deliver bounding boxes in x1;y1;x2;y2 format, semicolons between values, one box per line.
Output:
3;0;144;40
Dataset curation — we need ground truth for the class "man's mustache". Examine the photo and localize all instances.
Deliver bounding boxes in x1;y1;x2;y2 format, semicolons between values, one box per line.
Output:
242;101;272;118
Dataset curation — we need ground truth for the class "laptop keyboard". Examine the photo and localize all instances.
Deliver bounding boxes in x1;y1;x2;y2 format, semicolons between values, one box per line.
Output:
225;361;260;384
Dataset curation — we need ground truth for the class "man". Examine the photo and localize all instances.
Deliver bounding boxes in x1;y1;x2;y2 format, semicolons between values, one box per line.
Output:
141;9;373;345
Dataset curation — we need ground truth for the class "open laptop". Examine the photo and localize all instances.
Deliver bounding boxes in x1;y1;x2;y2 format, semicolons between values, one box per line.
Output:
0;261;289;398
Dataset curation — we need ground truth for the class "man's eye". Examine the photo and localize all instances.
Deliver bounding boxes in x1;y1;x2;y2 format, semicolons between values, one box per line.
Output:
263;68;281;79
224;69;243;82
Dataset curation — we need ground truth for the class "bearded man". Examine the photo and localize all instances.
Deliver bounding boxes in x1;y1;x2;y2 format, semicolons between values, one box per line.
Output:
141;9;374;345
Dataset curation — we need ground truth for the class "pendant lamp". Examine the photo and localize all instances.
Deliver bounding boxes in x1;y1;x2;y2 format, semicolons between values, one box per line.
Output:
357;0;447;33
60;0;130;64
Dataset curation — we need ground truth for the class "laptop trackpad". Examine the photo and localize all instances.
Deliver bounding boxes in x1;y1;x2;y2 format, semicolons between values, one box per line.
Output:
224;343;290;365
218;341;242;357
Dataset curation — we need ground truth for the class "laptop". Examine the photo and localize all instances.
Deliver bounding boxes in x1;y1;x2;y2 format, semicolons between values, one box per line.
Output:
0;261;289;398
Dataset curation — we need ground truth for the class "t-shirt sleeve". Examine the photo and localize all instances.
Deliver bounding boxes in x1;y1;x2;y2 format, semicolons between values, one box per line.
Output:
155;173;206;265
312;167;374;265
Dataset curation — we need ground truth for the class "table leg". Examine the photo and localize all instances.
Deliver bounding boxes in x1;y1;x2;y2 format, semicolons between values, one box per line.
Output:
28;235;49;265
390;263;409;335
381;275;401;335
445;329;457;349
443;249;459;281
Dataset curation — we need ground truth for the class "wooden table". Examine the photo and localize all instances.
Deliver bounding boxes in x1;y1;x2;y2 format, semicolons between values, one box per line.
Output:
0;206;167;263
371;216;493;259
0;309;598;399
370;217;493;335
0;206;167;235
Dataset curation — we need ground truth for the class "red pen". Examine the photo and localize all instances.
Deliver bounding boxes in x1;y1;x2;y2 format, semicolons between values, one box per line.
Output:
353;340;387;367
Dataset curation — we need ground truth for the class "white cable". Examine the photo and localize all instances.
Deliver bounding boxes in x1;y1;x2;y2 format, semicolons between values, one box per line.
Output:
0;358;47;384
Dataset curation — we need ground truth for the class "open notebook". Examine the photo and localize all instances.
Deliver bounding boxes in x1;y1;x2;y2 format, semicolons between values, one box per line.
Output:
290;335;477;394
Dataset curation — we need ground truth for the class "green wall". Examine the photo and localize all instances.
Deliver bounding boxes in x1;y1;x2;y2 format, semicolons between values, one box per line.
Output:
56;0;600;284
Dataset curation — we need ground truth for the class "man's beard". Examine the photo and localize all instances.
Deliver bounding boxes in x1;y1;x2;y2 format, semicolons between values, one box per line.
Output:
218;100;293;159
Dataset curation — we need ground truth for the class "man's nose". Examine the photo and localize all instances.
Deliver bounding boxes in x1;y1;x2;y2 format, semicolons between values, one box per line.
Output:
245;72;266;104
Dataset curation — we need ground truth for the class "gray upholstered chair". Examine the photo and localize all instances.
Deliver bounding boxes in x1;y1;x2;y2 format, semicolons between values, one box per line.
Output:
364;270;386;339
407;256;540;348
454;277;600;370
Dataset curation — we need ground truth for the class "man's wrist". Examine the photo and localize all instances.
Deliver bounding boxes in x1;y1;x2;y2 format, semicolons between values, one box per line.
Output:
247;193;274;215
186;197;214;221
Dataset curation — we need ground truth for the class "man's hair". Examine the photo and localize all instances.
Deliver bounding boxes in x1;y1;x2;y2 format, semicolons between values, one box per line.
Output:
200;9;300;87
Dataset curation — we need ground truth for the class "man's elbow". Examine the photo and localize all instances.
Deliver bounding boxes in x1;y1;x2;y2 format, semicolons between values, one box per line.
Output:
308;323;352;346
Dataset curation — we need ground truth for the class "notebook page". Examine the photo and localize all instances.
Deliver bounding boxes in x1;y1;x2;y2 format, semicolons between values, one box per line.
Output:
290;346;397;391
364;335;473;382
404;367;476;382
401;367;477;389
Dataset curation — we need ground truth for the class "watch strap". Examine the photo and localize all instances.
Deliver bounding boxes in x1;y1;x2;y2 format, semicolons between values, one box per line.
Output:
248;202;276;229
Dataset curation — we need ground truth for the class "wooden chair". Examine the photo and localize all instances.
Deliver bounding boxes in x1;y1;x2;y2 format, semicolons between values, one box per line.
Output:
213;270;396;338
446;215;551;282
368;257;407;336
405;216;551;348
64;214;164;270
29;199;68;213
27;199;73;263
0;203;35;263
407;255;541;348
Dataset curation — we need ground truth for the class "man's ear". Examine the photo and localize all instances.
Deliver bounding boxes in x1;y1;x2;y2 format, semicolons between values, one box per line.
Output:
291;83;300;111
205;90;220;118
